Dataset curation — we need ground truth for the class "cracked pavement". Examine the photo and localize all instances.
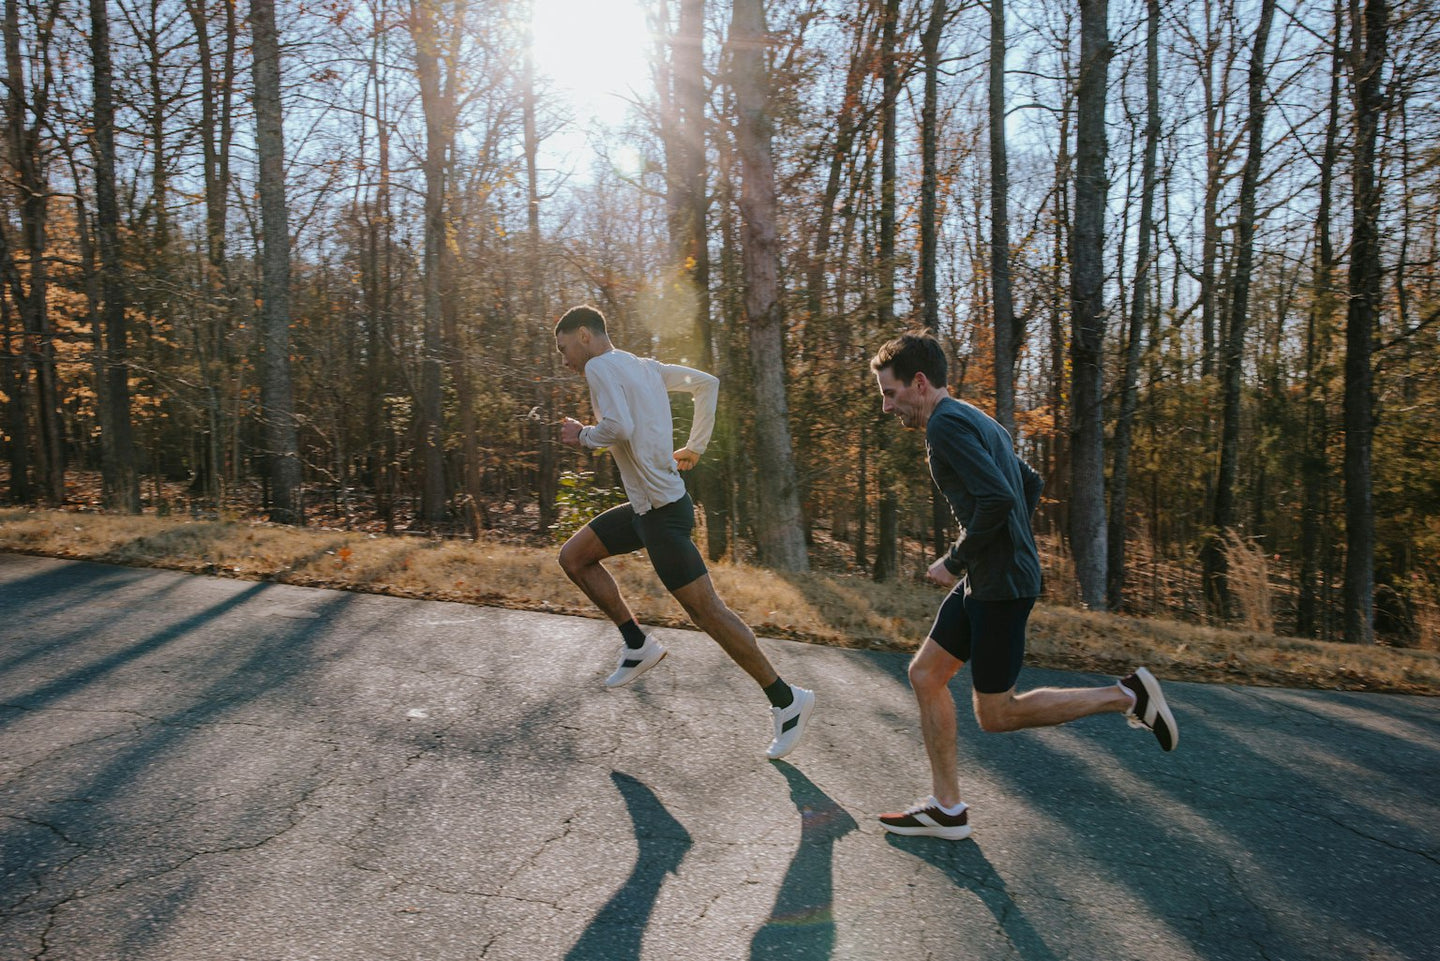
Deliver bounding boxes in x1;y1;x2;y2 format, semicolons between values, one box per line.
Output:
1;552;1436;961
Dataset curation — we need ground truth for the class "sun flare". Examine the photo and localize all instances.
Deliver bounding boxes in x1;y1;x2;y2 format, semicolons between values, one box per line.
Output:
530;0;654;130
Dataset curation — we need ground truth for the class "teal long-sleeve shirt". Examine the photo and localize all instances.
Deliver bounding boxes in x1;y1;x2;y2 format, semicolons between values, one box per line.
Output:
926;396;1043;601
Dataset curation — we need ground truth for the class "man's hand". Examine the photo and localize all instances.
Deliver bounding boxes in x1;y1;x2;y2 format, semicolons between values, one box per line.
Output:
927;555;960;589
560;417;585;447
673;447;700;471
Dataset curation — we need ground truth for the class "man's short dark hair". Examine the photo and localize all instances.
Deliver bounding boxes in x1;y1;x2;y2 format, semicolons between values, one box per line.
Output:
870;331;948;388
555;305;608;337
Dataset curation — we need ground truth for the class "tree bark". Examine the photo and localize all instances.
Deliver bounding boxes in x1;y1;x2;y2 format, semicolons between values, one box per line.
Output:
0;246;30;502
88;0;140;513
663;0;727;559
1343;0;1387;644
1202;0;1275;621
3;0;64;504
1068;0;1111;609
410;0;454;525
728;0;808;571
919;0;945;334
1298;0;1344;640
250;0;303;524
1106;0;1160;612
873;0;901;583
184;0;238;505
988;0;1018;435
523;19;551;536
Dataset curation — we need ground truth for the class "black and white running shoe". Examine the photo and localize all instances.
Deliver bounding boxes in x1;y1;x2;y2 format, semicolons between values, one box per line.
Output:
879;797;972;841
765;685;815;759
604;634;667;688
1120;666;1179;751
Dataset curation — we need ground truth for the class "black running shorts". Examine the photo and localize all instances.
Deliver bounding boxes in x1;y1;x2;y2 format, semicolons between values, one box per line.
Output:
928;591;1036;694
587;494;709;592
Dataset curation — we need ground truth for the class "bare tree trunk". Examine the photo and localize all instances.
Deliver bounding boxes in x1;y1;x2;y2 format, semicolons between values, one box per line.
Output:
1202;0;1275;621
664;0;727;559
88;0;140;513
410;0;454;526
185;0;237;506
1044;71;1072;537
3;0;64;504
250;0;302;524
728;0;808;572
0;247;31;502
988;0;1019;435
1298;0;1344;639
1068;0;1111;609
1200;61;1221;381
1343;0;1387;645
523;18;552;535
919;0;945;334
1106;0;1161;612
360;12;396;532
872;0;901;583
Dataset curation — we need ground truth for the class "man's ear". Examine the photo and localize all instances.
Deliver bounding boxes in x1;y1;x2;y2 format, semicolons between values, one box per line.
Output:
912;371;932;393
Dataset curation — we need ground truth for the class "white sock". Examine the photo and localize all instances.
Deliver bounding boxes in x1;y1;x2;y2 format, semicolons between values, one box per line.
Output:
935;798;966;816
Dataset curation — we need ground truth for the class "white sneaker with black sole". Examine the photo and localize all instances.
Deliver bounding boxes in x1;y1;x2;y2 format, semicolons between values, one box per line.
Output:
765;685;815;759
1120;666;1178;751
604;634;667;688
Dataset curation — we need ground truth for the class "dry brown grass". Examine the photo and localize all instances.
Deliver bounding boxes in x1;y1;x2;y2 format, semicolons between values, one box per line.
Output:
3;508;1436;695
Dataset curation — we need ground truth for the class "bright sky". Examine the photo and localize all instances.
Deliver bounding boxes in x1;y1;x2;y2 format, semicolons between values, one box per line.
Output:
530;0;653;133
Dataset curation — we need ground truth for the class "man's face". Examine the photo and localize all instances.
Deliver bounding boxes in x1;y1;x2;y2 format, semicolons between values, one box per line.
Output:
876;367;926;429
555;328;591;374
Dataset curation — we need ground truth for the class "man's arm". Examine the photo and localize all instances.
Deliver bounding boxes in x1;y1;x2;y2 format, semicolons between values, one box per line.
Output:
1021;458;1044;516
932;426;1017;568
578;362;634;449
658;362;719;457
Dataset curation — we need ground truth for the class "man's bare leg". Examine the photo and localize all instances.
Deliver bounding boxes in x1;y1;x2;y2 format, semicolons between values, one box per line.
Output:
972;682;1131;734
557;527;635;626
907;638;967;808
670;573;814;759
669;574;779;687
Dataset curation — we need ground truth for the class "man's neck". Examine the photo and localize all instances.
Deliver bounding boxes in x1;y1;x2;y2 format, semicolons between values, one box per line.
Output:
921;387;951;426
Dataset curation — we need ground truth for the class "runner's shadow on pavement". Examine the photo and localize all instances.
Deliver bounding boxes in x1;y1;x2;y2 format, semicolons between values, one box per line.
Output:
885;835;1063;961
749;761;858;961
565;772;692;961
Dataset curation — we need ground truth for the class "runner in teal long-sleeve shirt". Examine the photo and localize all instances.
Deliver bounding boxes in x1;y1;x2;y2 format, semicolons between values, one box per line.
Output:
870;332;1178;841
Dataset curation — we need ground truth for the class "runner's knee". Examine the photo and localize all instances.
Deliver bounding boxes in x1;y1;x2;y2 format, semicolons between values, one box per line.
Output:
908;654;952;695
673;580;725;624
972;693;1019;733
558;531;600;580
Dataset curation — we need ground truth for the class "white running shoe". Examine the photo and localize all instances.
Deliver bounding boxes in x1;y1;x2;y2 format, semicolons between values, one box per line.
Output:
604;634;667;688
765;685;815;759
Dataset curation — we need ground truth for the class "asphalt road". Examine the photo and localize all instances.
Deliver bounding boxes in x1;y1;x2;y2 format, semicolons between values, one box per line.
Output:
1;552;1436;961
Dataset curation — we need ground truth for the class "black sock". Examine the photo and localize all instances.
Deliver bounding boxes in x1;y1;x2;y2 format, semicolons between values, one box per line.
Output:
763;677;794;709
619;619;648;650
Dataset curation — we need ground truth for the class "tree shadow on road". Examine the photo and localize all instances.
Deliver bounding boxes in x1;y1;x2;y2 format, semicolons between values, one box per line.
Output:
564;771;693;961
884;834;1064;961
0;571;355;955
749;761;858;961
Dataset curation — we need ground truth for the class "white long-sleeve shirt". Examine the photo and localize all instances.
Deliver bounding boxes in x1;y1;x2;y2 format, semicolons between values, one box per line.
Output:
578;349;719;514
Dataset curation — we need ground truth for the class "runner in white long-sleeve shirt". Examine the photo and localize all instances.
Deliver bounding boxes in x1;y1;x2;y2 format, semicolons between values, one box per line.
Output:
554;305;815;760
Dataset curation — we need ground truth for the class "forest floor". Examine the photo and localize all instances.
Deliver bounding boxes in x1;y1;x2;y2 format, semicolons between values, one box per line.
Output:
1;477;1436;697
